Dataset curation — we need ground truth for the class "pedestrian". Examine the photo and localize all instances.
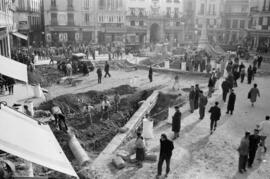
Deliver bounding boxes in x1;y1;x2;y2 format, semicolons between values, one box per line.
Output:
7;77;15;95
257;56;263;69
194;84;200;110
209;102;221;134
208;73;216;97
114;92;120;112
189;85;195;113
104;61;111;78
135;131;145;168
149;66;153;82
172;75;179;90
221;79;230;102
199;91;208;120
101;96;111;121
172;106;181;139
240;68;246;83
97;67;102;84
66;62;72;76
157;134;174;179
226;89;236;115
56;113;68;133
256;142;265;161
247;65;253;84
237;132;250;174
248;129;261;168
239;62;245;72
258;116;270;153
252;65;257;80
248;84;260;107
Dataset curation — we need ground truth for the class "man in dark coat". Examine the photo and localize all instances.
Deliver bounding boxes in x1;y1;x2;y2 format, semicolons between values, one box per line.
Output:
248;129;261;168
104;61;111;78
226;89;236;115
149;66;153;82
172;106;181;139
194;84;200;110
209;102;221;134
239;62;245;72
157;134;174;178
258;56;263;69
97;67;102;84
189;86;195;113
199;91;208;120
247;65;253;84
221;79;230;102
238;132;250;173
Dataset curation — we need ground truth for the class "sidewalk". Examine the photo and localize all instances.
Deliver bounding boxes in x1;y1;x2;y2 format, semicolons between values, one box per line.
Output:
115;76;270;179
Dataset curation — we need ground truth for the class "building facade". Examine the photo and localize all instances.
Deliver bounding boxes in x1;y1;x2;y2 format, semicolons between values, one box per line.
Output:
0;0;15;57
97;0;126;44
195;0;225;44
248;0;270;52
44;0;97;45
125;0;184;46
222;0;250;45
14;0;43;46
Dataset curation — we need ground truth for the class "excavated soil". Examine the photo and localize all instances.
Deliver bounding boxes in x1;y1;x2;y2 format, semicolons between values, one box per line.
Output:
28;65;64;87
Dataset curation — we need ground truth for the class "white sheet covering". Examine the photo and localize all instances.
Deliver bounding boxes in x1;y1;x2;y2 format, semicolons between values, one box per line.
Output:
0;55;28;83
0;104;78;178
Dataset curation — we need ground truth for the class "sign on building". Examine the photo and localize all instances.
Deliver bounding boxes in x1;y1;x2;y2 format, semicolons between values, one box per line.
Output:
59;33;68;42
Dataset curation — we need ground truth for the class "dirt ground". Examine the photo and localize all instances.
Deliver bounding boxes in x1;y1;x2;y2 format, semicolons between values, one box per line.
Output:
34;62;208;178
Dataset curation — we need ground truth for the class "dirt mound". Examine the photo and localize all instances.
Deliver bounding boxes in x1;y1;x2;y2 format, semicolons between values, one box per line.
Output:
150;93;185;126
28;65;64;87
38;85;137;114
139;55;170;66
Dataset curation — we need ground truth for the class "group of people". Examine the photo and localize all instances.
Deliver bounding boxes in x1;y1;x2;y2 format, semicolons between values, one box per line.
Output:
96;61;111;84
0;75;15;95
238;116;270;173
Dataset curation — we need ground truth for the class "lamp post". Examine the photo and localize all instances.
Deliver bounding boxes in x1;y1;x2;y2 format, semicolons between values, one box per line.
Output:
5;0;11;57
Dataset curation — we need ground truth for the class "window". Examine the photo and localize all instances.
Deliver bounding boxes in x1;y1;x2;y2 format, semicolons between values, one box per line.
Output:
167;0;172;2
176;21;180;26
174;8;179;18
51;0;56;7
225;20;231;28
232;19;238;28
68;13;74;25
130;21;135;26
130;8;135;16
85;13;89;24
68;0;73;8
174;0;180;3
167;7;171;17
139;8;144;16
84;0;89;9
99;0;105;9
139;21;144;26
51;13;58;25
200;4;205;15
240;20;245;28
19;0;26;10
258;17;263;25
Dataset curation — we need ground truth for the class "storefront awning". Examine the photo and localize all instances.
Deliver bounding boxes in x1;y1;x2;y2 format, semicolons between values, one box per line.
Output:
0;55;28;83
0;103;78;178
12;32;28;40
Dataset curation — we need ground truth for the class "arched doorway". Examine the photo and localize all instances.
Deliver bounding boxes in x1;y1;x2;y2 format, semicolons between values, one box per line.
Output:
150;23;161;43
